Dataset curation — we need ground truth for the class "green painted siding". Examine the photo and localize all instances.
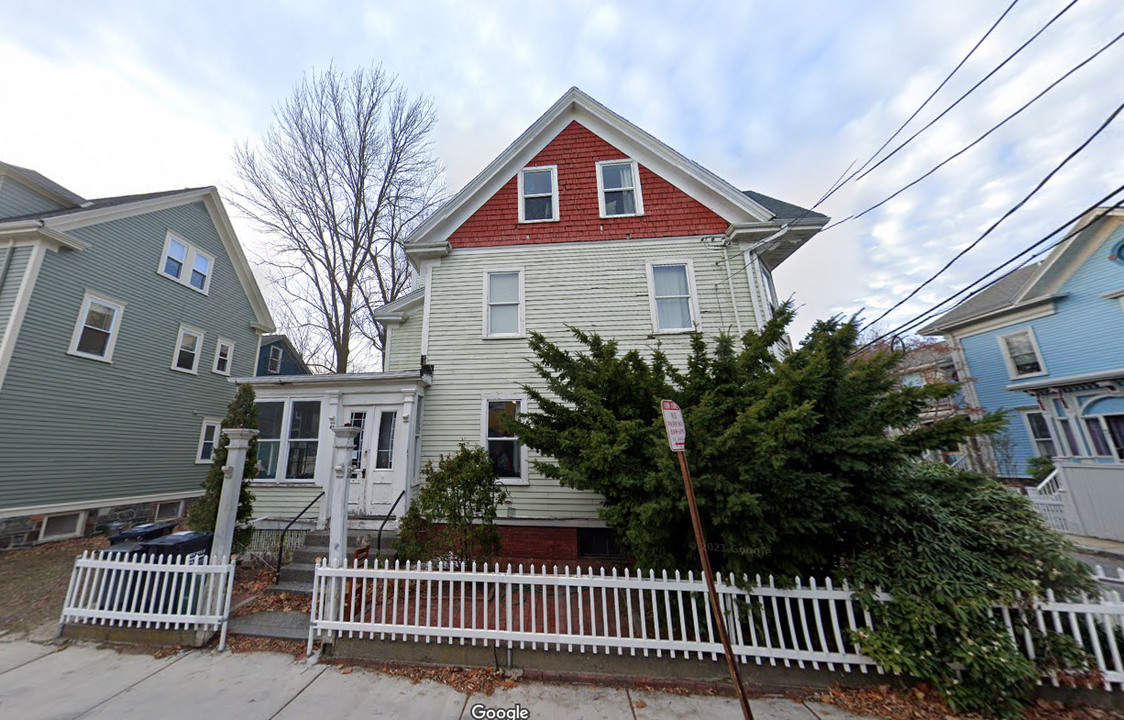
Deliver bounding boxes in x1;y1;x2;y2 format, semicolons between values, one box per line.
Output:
0;177;65;219
250;484;323;520
0;245;31;343
0;201;261;511
421;237;760;519
386;314;422;371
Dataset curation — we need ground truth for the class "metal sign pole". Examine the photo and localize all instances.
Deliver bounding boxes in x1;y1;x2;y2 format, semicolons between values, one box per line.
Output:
662;400;754;720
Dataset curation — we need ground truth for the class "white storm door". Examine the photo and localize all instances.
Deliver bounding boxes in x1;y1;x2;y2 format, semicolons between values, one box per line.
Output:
343;408;371;516
367;408;400;512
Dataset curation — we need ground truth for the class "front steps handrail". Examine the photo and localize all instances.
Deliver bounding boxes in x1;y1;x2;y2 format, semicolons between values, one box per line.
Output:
376;490;407;558
275;490;325;584
1030;468;1061;497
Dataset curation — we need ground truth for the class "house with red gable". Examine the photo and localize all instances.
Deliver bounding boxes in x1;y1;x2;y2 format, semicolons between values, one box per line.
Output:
237;88;827;576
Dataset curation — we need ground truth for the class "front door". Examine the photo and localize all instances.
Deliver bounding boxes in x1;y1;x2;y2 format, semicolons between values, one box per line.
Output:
343;406;401;516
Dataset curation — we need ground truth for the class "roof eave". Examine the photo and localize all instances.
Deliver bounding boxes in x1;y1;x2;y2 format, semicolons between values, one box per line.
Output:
919;293;1064;336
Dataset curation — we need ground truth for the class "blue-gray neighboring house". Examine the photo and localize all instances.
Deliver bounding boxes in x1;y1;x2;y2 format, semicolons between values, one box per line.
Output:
0;161;274;549
256;334;311;376
921;208;1124;541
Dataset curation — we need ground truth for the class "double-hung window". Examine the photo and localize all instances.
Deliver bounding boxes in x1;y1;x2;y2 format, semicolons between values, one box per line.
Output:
999;330;1045;378
1025;411;1057;458
268;346;283;374
197;419;222;463
213;338;234;375
597;160;643;217
172;326;204;374
518;166;558;223
255;399;322;480
68;292;125;362
484;397;525;483
484;269;524;338
647;260;698;332
159;232;214;294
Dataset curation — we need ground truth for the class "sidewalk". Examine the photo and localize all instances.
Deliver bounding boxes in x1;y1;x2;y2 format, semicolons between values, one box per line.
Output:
1067;534;1124;563
0;638;874;720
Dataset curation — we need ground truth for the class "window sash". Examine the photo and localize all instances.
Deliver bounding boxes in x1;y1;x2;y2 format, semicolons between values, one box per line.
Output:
651;264;694;331
1086;418;1112;456
164;239;187;279
1002;332;1042;376
375;411;397;469
486;400;522;479
190;254;211;291
174;330;202;372
198;421;220;462
486;271;522;336
1026;412;1056;458
214;340;232;374
285;400;321;480
520;168;556;222
601;162;637;216
268;346;282;374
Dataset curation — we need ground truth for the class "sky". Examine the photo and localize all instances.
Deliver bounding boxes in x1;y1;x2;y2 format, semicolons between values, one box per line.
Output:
1;0;1121;346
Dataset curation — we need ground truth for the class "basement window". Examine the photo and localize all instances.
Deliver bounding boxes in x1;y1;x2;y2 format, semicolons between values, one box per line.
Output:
155;501;184;522
578;528;624;559
518;166;558;223
39;511;86;542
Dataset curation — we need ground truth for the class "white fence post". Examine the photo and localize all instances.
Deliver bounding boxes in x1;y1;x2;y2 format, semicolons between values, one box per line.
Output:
213;428;258;562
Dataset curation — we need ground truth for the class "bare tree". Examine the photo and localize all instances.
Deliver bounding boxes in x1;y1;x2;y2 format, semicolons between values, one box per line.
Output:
231;64;444;372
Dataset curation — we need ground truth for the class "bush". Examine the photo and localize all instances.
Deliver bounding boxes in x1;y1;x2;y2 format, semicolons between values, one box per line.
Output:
1027;456;1055;484
395;444;508;565
841;463;1098;718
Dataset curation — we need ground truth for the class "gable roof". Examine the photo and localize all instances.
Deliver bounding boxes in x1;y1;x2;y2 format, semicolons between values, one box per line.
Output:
258;334;312;374
741;190;828;222
0;185;275;333
0;161;88;208
918;264;1041;334
405;88;827;262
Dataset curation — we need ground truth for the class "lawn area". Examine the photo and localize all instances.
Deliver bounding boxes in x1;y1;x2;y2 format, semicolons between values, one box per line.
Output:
0;536;107;635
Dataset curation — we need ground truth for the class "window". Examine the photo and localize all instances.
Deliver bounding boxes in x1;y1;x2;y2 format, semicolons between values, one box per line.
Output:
1086;418;1112;456
39;511;86;542
647;261;698;332
375;411;397;469
155;501;184;522
268;346;283;374
197;419;222;463
286;400;321;479
998;330;1045;378
597;160;643;217
1025;411;1057;458
484;398;524;482
68;292;125;362
348;411;367;468
158;232;214;294
1057;418;1082;456
578;528;625;558
172;326;204;374
484;269;524;337
213;339;234;375
518;166;558;223
257;401;284;479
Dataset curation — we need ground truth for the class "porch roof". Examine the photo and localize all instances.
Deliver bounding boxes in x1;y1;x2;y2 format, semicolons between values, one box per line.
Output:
1006;366;1124;393
232;369;431;388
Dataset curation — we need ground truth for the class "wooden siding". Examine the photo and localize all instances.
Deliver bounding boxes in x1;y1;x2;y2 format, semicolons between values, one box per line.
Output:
0;177;66;219
249;484;323;520
447;121;728;249
386;314;422;372
421;237;759;519
0;245;30;343
0;201;261;511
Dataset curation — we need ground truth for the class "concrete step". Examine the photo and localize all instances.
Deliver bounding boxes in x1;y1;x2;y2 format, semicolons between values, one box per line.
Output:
228;610;310;639
290;545;395;566
264;582;313;597
278;562;317;585
299;530;397;551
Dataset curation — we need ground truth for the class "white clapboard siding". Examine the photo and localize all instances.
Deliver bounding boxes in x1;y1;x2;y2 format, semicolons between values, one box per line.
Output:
309;561;1124;690
60;551;237;650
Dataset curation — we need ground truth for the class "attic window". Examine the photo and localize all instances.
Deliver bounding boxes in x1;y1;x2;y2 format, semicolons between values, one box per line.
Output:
597;160;643;217
268;345;282;374
518;166;558;223
159;231;214;295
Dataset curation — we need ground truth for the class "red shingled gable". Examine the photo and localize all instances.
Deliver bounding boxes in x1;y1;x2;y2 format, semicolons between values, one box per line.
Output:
447;121;729;248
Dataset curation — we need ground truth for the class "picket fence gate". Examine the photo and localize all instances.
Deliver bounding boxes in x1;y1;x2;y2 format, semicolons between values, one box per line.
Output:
308;560;1124;691
60;551;237;650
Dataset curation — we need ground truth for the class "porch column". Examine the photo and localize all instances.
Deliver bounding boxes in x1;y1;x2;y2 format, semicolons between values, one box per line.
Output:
212;428;258;563
328;425;361;567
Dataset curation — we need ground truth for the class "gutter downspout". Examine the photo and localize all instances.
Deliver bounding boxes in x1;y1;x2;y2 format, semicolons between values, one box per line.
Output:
741;225;790;329
721;242;743;336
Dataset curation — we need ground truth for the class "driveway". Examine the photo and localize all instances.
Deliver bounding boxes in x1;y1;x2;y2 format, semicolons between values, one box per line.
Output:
0;639;873;720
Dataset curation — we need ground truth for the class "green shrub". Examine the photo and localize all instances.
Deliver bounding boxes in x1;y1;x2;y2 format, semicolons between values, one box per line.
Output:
1027;456;1055;484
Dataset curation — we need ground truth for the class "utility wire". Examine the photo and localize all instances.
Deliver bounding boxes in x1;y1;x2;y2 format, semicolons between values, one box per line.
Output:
859;96;1124;332
824;28;1124;232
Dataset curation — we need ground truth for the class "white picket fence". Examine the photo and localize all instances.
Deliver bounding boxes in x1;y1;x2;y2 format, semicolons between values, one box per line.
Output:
1027;469;1074;534
308;560;1124;691
60;551;237;650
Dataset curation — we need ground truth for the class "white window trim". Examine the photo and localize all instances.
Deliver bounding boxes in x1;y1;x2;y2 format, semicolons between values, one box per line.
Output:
997;328;1047;380
38;510;87;542
481;393;529;485
212;337;234;376
171;325;205;375
155;500;185;521
1022;410;1058;459
517;165;559;224
645;259;702;334
268;345;283;374
196;417;222;464
157;231;214;295
254;397;324;482
482;268;526;339
596;159;644;218
67;291;126;363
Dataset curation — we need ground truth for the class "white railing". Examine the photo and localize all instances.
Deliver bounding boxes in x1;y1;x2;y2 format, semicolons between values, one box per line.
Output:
1030;468;1062;497
60;551;237;650
309;560;1124;690
1030;495;1072;533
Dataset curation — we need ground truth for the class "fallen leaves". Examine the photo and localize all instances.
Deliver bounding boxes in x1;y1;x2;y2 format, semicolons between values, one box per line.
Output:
815;684;1124;720
371;663;518;695
227;636;307;656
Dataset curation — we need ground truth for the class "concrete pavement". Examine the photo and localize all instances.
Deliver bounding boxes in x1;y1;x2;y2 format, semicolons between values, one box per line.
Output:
0;638;875;720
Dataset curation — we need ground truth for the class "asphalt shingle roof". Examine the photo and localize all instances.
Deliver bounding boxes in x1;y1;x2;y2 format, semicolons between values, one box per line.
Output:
919;263;1041;334
0;188;210;224
741;190;829;222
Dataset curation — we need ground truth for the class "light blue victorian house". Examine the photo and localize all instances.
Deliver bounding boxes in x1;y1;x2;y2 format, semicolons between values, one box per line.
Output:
921;207;1124;541
0;161;274;548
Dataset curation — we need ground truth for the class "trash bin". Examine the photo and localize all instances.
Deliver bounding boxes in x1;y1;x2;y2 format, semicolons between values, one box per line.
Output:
138;532;215;615
139;531;213;559
108;522;177;545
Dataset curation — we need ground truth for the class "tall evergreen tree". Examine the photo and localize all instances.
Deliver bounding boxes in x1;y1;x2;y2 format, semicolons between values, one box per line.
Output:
187;383;259;549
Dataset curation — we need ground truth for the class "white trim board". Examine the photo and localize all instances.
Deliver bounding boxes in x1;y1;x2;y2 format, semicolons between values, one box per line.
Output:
0;240;46;394
0;489;205;519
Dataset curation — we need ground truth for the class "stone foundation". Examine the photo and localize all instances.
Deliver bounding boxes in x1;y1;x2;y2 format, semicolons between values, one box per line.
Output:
0;497;197;551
